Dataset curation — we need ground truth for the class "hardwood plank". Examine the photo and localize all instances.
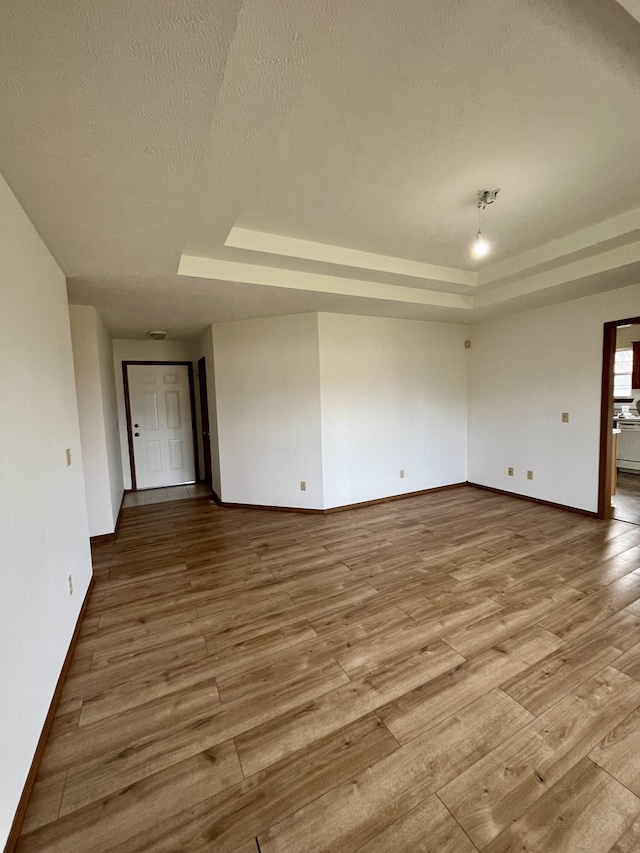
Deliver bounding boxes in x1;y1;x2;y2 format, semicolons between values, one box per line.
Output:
612;640;640;681
539;572;640;642
60;660;349;814
78;656;222;727
257;689;531;853
444;585;585;657
565;549;640;594
60;635;208;702
85;605;200;651
335;617;467;679
195;590;292;620
19;770;67;835
483;757;640;853
109;714;398;853
235;641;464;777
362;794;477;853
48;696;82;739
377;647;528;744
610;815;640;852
307;603;413;645
502;610;640;715
590;704;640;795
438;667;640;849
17;742;242;853
89;618;206;669
492;624;563;665
397;592;503;631
205;621;319;684
203;584;378;654
215;644;336;705
44;677;221;776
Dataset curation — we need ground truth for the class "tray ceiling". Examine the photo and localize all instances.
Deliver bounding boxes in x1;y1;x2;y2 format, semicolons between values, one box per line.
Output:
1;0;640;337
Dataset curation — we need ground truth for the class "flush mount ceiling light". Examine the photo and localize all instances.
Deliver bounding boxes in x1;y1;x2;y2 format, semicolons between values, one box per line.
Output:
148;330;167;340
472;189;500;260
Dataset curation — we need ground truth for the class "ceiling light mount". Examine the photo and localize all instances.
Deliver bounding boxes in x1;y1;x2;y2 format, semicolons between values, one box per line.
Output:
472;189;500;259
148;330;167;340
477;188;500;209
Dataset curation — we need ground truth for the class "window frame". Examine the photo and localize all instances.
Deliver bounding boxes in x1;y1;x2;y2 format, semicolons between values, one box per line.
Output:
633;341;640;390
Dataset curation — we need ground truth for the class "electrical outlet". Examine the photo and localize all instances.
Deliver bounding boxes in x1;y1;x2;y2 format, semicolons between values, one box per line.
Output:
527;470;534;480
65;448;72;466
67;575;73;595
562;412;569;423
399;469;405;479
300;481;306;491
508;467;514;476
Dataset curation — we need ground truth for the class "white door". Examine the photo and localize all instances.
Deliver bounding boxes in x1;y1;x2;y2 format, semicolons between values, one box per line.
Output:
127;364;196;489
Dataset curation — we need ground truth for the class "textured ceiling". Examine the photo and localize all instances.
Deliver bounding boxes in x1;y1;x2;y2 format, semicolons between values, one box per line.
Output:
0;0;243;277
2;0;640;338
234;0;640;268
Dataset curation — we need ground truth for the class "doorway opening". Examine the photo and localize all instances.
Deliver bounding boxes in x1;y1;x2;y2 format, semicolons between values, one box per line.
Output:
123;361;199;491
599;317;640;523
122;483;212;507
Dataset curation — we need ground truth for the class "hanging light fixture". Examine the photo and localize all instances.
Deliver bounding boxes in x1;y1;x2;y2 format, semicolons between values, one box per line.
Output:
472;189;499;260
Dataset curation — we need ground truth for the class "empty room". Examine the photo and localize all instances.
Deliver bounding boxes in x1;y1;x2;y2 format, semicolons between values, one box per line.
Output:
3;1;640;851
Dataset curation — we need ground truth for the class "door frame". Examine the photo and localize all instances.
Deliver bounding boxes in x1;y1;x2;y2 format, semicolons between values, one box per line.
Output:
123;361;199;491
598;315;640;518
197;356;213;488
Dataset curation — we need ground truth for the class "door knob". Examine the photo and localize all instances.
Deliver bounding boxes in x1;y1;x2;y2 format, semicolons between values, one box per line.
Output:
134;432;140;437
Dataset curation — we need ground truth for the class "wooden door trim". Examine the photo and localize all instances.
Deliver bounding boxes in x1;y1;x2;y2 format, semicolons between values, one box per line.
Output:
197;356;213;488
123;361;199;493
598;316;640;519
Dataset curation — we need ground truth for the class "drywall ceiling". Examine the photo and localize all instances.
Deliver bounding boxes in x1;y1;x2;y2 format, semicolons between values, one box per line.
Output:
1;0;640;338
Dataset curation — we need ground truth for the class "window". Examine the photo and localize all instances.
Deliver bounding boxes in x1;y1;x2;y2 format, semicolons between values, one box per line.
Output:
615;340;640;397
615;348;633;397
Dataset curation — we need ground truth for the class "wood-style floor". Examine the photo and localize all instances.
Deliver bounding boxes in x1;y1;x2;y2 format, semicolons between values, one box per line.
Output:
16;486;640;852
613;472;640;526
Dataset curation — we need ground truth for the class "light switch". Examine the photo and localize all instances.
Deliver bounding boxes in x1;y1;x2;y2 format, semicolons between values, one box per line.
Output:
65;448;72;466
561;412;569;423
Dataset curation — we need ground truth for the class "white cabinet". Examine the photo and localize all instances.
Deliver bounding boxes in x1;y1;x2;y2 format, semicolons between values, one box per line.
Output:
617;422;640;472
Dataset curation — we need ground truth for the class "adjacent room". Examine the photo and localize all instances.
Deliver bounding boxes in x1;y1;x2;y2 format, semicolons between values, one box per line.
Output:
3;1;640;851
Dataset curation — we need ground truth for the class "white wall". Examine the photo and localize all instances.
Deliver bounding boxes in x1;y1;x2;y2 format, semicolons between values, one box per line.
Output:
69;305;112;535
616;325;640;349
469;282;640;512
214;314;324;508
69;306;123;535
112;339;195;490
195;326;221;497
96;314;124;525
318;314;469;508
0;176;93;848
